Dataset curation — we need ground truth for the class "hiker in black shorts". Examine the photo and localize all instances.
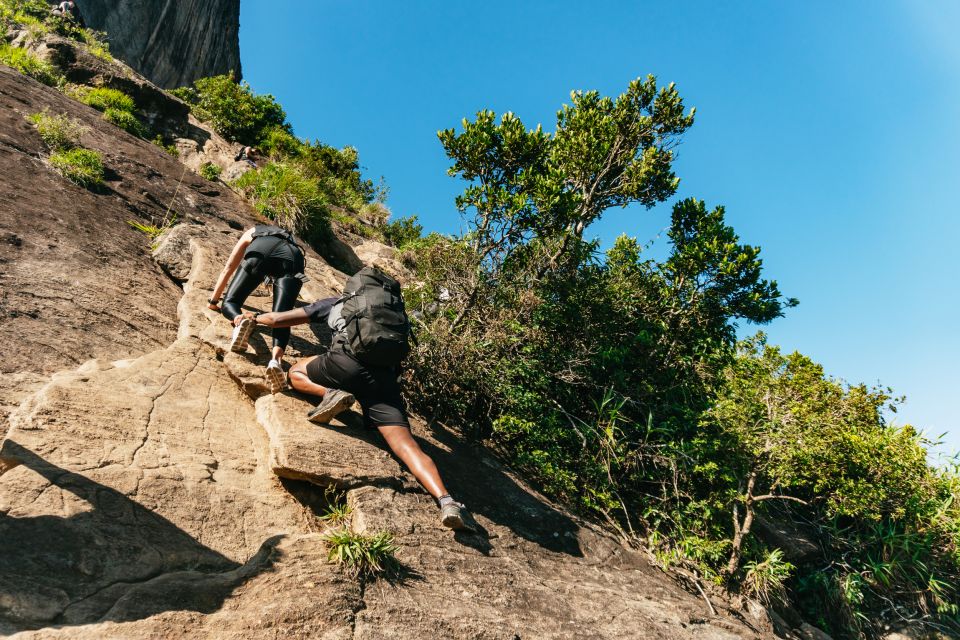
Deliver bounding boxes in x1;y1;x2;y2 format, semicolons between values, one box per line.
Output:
208;225;307;393
242;273;473;531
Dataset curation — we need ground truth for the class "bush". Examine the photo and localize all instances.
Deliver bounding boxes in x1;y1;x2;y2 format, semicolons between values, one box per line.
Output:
259;125;303;159
49;147;103;187
74;86;135;113
382;215;423;249
199;161;222;181
27;110;86;150
322;529;399;578
102;107;146;137
170;73;288;145
0;41;62;86
233;162;328;241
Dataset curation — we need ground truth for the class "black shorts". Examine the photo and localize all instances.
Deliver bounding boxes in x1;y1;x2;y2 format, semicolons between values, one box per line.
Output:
305;345;410;429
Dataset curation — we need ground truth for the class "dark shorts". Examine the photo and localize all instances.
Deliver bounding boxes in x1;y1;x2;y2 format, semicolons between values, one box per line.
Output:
305;345;410;429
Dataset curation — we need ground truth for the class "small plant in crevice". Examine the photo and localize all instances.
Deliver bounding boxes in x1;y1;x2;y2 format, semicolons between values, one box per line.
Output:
322;529;399;579
741;548;794;606
49;147;103;188
27;110;86;150
318;485;352;527
199;161;222;181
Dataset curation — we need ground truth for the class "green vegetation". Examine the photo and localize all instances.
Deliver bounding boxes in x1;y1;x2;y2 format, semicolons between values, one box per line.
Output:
72;86;135;113
174;73;391;250
383;215;423;249
0;41;62;86
27;110;85;150
102;107;146;137
322;529;399;578
171;73;288;144
49;147;103;188
0;0;111;69
402;76;960;638
199;161;222;181
318;486;352;526
233;162;329;242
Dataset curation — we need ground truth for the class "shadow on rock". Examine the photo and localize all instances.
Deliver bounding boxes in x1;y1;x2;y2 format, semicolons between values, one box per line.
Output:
0;441;283;633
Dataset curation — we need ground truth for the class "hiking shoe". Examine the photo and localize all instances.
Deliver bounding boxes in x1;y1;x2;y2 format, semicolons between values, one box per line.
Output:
306;389;355;424
228;317;255;353
266;359;285;394
440;501;473;531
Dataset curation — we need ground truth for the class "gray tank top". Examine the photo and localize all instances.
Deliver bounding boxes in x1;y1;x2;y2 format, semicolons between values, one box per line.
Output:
328;301;346;333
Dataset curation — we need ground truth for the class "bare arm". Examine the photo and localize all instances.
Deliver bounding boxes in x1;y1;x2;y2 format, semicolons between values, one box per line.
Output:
209;228;255;309
254;307;311;329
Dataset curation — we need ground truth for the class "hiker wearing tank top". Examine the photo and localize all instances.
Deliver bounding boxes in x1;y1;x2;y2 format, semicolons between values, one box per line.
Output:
240;290;474;532
208;225;307;393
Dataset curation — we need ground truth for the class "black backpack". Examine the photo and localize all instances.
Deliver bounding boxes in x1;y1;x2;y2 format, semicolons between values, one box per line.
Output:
340;267;411;367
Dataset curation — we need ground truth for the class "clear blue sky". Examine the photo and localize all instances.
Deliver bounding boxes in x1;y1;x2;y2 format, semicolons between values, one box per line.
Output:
240;1;959;454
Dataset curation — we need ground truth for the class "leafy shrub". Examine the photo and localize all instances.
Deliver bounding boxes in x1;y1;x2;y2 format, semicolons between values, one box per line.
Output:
27;110;86;150
170;72;288;145
233;162;329;241
74;86;135;113
0;41;62;86
259;125;303;159
49;147;103;187
322;529;398;578
199;161;222;181
102;107;145;137
382;215;423;249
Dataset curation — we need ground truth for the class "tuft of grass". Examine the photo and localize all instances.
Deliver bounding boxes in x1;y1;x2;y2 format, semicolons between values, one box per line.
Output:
199;161;222;181
233;162;329;240
49;147;104;188
27;110;86;150
102;107;145;137
73;86;135;113
742;548;794;606
322;529;399;578
0;41;62;86
318;485;352;526
85;40;112;62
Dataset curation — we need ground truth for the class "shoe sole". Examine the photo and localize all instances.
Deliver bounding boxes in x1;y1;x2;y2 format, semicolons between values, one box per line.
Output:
441;512;467;530
229;318;255;353
307;392;355;424
266;366;285;394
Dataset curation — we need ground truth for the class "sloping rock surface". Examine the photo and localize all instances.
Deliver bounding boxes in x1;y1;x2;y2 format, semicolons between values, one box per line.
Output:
75;0;241;89
0;64;778;638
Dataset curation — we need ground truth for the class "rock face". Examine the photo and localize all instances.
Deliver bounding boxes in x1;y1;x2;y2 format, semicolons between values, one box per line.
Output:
0;62;782;638
75;0;241;88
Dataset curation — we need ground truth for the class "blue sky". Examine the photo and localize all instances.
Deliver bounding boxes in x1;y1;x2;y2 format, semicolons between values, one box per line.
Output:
240;1;959;454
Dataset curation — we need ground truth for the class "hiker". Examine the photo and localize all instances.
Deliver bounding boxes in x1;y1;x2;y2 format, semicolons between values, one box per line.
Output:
241;268;473;531
234;146;260;168
50;0;81;23
208;225;308;393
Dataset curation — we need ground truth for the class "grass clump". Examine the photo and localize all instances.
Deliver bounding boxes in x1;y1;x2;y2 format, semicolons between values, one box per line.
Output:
233;162;329;241
102;107;145;137
27;110;86;150
322;529;399;578
199;161;222;181
0;41;62;86
49;147;103;188
74;86;135;113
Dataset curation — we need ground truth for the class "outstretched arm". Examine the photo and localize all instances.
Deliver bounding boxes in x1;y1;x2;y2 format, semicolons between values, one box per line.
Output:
253;307;311;329
209;228;255;309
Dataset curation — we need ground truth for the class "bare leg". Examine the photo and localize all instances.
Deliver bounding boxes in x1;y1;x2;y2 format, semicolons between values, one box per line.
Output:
378;425;449;500
270;345;284;361
288;356;328;398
